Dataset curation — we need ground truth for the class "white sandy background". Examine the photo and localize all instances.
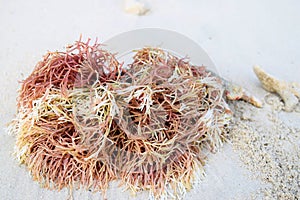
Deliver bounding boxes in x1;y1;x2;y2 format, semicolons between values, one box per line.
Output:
0;0;299;200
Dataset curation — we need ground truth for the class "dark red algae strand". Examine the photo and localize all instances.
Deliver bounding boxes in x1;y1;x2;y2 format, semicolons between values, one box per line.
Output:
10;40;232;199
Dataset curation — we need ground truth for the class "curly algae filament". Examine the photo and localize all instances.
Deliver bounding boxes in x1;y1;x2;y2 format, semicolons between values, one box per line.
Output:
9;39;232;199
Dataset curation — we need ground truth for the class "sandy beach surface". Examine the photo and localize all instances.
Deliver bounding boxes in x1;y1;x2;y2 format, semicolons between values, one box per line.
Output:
1;1;299;199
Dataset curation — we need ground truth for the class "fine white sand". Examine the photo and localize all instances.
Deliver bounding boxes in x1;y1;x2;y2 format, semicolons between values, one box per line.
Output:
1;1;299;199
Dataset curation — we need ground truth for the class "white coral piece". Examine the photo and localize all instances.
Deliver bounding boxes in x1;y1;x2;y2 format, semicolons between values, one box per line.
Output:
253;65;300;112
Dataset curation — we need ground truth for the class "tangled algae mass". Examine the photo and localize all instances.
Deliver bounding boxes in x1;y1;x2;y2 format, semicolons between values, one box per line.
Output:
9;39;232;199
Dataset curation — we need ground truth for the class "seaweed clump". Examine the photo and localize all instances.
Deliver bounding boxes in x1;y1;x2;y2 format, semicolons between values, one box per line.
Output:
9;39;232;199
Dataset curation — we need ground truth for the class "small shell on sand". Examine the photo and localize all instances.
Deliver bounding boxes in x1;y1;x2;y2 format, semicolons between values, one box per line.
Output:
224;81;263;108
253;65;300;112
205;69;263;108
123;0;150;15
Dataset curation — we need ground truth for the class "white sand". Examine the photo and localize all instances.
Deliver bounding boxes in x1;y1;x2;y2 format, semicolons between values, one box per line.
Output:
1;0;299;199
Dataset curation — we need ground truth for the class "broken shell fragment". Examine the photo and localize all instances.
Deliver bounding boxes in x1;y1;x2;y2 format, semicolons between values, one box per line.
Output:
224;81;263;108
203;69;262;108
